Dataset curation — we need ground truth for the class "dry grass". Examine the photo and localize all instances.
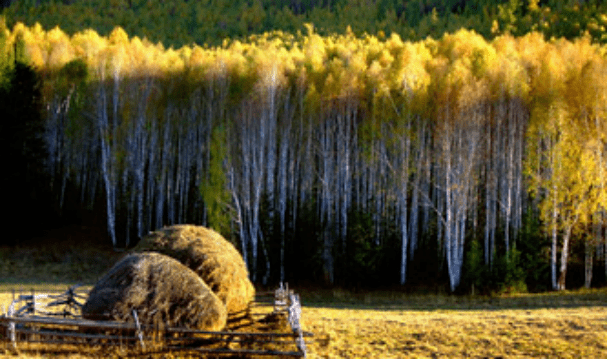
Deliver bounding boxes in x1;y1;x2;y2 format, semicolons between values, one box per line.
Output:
2;288;607;358
302;289;607;359
0;342;138;359
134;225;255;316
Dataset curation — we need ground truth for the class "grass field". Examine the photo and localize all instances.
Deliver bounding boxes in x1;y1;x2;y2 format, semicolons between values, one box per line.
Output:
300;290;607;358
1;226;607;358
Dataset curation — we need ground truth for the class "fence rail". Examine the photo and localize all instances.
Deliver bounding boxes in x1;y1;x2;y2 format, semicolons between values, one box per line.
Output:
1;283;312;358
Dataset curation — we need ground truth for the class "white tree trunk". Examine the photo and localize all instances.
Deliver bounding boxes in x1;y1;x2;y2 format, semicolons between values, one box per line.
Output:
558;222;574;290
96;70;118;249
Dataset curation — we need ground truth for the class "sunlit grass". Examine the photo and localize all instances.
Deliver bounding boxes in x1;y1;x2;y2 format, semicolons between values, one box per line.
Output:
301;290;607;359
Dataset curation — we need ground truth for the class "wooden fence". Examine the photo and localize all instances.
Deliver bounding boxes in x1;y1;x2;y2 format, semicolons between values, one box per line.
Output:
0;283;312;358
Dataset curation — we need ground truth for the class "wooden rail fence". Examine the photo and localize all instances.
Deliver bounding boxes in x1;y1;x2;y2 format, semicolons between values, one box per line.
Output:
1;283;312;358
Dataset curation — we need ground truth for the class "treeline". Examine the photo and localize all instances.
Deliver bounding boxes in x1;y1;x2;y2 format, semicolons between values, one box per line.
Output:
2;0;607;48
3;20;607;292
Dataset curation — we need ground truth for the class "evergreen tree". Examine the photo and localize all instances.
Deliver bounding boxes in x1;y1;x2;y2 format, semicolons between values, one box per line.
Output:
0;58;49;244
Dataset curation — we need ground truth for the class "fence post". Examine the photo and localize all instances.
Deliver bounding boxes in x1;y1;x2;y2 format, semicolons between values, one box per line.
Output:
132;309;145;350
275;282;287;314
7;301;16;350
288;293;306;358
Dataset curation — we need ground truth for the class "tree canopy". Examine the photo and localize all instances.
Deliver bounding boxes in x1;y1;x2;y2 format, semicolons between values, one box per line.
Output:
3;0;607;49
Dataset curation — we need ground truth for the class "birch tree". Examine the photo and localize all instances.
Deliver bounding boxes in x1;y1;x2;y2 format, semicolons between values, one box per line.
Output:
91;63;118;248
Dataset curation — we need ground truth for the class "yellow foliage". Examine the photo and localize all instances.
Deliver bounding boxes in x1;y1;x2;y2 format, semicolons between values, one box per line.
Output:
45;26;74;71
7;21;607;241
303;32;327;74
71;29;107;70
108;26;129;46
18;23;46;69
5;22;605;121
489;34;529;100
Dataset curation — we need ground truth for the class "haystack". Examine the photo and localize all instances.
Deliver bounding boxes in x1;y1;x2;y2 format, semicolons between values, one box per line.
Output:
134;224;255;315
82;252;227;331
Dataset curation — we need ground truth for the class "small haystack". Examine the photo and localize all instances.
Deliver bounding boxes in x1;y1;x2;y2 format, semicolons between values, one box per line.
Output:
134;225;255;315
82;252;227;331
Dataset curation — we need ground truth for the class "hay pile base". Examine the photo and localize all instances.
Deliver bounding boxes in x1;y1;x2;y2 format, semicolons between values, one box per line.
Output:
134;225;255;316
82;252;227;331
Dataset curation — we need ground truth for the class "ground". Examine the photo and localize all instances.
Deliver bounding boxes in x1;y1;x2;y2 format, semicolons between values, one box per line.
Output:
1;226;607;358
300;290;607;358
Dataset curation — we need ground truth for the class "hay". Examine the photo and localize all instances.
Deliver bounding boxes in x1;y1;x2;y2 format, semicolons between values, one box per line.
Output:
134;224;255;316
82;252;227;331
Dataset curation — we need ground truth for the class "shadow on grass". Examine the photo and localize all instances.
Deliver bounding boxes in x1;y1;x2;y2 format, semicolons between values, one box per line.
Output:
0;279;94;293
297;288;607;312
0;225;125;291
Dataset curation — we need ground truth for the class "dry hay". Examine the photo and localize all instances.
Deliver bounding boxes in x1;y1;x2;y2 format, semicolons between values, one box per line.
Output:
133;224;255;316
82;252;227;331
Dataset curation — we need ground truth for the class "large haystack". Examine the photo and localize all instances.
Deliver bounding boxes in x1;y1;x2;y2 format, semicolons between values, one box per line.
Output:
82;252;227;331
134;224;255;315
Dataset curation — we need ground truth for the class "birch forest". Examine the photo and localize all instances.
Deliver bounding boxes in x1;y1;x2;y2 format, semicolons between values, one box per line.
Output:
3;19;607;292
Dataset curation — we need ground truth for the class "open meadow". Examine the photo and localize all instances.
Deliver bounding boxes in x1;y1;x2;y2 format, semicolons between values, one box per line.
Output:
1;227;607;358
300;289;607;358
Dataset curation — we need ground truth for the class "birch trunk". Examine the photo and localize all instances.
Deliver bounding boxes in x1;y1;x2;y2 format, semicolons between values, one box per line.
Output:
278;126;289;283
551;187;558;291
320;115;335;284
399;190;408;285
445;136;455;291
394;111;411;285
484;117;495;267
408;120;423;260
96;71;117;249
585;226;595;289
134;79;151;240
557;222;574;290
146;116;157;233
156;106;173;229
277;94;295;283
